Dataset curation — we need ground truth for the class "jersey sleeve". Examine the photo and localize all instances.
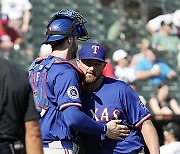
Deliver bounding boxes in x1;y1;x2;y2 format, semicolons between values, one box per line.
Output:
122;85;151;128
53;68;82;110
63;106;106;134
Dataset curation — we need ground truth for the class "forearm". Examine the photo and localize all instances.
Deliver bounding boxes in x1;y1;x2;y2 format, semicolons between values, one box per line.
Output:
136;71;152;80
141;119;160;154
170;99;180;114
23;10;31;26
25;120;43;154
63;106;105;134
149;99;163;115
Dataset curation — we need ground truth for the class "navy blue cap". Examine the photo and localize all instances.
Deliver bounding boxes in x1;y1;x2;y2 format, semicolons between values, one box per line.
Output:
78;42;106;63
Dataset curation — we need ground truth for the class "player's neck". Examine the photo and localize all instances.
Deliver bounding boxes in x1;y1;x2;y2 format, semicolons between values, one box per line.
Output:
51;49;72;60
83;76;104;92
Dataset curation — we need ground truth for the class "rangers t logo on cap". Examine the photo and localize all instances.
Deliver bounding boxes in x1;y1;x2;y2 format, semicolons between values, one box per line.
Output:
78;42;106;63
92;45;99;54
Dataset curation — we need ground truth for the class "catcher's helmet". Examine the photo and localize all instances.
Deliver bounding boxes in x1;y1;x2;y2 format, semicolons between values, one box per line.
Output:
43;9;90;44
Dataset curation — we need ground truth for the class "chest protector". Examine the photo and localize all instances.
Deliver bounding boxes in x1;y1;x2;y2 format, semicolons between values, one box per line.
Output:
29;57;84;112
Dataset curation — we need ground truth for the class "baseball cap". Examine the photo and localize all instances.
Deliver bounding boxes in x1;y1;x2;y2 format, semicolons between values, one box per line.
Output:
0;14;9;24
78;42;106;63
161;14;173;26
112;49;127;62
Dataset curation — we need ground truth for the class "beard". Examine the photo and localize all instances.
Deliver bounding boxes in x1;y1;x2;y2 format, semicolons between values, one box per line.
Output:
85;71;101;84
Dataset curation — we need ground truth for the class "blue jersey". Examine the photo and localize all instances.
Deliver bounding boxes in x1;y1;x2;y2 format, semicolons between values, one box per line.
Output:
80;77;151;153
29;56;83;143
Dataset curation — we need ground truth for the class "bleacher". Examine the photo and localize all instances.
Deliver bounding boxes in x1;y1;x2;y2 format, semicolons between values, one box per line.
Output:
28;0;180;100
27;0;180;102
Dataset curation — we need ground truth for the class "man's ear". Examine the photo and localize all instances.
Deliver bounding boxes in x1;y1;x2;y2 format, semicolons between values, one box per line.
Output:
67;37;73;45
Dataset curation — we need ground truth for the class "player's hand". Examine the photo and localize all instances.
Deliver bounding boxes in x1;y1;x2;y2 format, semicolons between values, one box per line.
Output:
106;120;130;140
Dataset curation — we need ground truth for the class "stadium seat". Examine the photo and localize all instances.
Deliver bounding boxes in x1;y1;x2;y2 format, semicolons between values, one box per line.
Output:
169;83;180;104
136;80;157;102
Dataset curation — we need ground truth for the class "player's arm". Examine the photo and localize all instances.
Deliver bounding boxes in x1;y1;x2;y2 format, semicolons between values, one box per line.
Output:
140;119;160;154
25;120;43;154
57;69;129;139
123;84;159;153
24;87;43;154
62;106;129;140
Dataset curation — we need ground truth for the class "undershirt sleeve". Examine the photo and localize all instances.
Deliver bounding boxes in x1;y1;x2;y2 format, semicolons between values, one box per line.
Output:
62;106;106;134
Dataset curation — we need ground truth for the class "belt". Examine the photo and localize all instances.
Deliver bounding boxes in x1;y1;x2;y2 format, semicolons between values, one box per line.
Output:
44;141;73;149
130;147;144;154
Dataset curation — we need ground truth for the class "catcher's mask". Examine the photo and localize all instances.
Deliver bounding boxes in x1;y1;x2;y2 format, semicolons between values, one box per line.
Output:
43;9;90;44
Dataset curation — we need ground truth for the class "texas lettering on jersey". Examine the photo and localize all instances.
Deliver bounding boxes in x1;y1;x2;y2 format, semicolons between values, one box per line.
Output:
90;107;120;122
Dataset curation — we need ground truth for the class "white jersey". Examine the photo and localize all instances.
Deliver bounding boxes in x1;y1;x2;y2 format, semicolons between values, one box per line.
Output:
160;142;180;154
0;0;32;20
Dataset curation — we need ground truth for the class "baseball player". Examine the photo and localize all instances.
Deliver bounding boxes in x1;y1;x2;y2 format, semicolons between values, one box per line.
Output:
29;9;129;154
76;42;160;154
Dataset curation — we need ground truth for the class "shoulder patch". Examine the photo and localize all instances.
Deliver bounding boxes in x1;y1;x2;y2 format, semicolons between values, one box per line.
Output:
67;86;79;99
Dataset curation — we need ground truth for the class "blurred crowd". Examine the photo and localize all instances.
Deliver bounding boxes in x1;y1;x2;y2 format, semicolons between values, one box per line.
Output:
103;7;180;150
0;0;34;70
0;0;180;152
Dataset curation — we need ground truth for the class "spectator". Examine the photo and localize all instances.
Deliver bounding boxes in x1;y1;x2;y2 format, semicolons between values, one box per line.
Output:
0;0;32;36
112;49;136;83
0;13;23;59
0;57;43;154
102;43;115;78
107;17;127;41
103;57;115;78
135;47;177;85
146;10;180;37
160;122;180;154
129;38;150;68
148;83;180;115
0;14;23;45
151;18;180;53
